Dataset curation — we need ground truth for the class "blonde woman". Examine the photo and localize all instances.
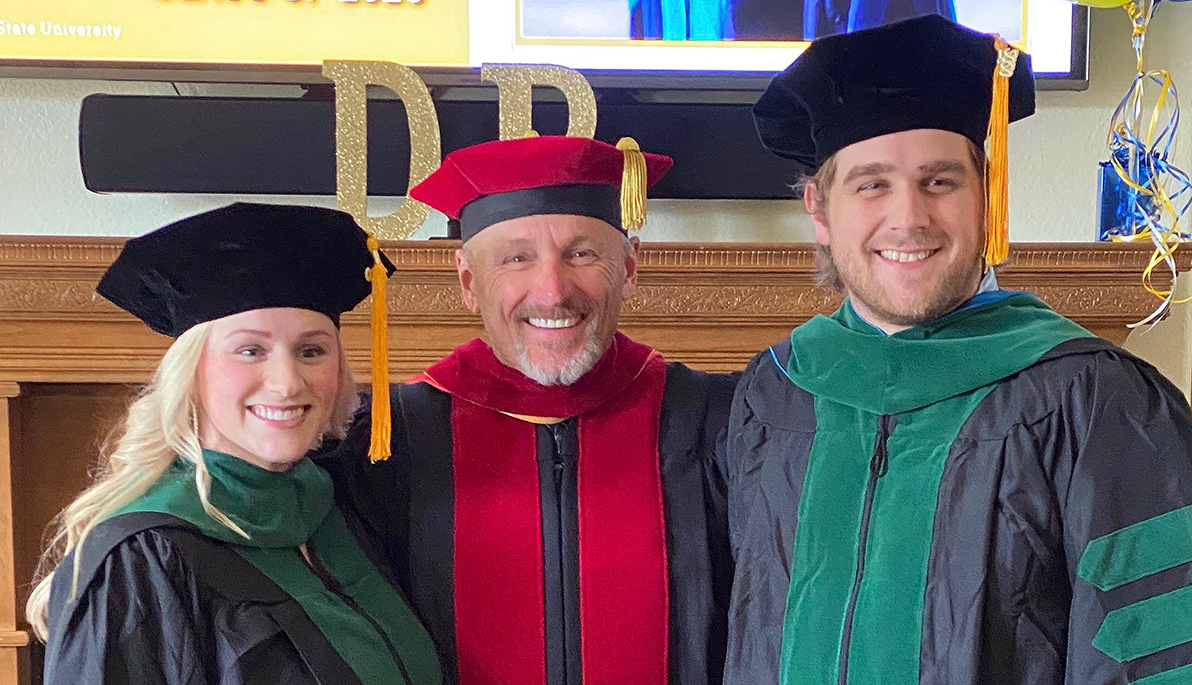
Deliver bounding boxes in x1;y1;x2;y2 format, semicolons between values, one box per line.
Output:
27;203;442;685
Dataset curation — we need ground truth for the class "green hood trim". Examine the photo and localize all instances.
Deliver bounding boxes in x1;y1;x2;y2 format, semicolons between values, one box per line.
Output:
116;449;332;548
114;450;442;685
787;293;1094;414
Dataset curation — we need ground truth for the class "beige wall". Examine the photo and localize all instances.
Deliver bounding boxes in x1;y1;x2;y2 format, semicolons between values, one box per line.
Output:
2;9;1190;241
0;8;1189;391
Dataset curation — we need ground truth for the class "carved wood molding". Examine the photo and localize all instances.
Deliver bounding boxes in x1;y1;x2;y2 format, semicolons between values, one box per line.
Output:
0;236;1174;270
0;237;1185;380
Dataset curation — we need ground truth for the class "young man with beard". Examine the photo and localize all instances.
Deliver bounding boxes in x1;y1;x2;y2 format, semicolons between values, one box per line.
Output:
319;135;736;685
724;14;1192;685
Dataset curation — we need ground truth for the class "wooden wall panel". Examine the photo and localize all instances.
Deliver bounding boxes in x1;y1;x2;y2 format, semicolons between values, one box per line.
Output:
11;385;136;685
11;386;137;620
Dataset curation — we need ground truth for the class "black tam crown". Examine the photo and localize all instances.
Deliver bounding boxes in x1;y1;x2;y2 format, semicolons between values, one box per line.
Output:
98;203;395;336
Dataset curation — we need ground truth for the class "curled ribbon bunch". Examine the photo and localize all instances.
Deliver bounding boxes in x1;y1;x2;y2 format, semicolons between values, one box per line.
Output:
1073;0;1192;325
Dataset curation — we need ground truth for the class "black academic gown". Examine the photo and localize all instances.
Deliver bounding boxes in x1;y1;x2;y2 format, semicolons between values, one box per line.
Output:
43;509;416;685
724;330;1192;684
319;361;737;685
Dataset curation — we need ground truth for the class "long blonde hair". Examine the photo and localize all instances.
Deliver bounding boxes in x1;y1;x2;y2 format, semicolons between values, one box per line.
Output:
26;319;360;640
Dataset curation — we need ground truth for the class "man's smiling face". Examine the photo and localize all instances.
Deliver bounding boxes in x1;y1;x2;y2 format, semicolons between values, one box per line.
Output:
456;213;638;386
809;128;986;332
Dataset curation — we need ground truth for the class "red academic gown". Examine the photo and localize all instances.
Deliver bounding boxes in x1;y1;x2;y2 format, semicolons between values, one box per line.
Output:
318;333;736;685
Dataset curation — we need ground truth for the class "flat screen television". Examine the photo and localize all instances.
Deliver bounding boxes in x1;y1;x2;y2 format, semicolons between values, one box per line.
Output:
0;0;1087;89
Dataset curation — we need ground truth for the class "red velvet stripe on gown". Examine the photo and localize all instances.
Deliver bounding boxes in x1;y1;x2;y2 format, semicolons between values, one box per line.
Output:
577;353;669;685
452;402;546;684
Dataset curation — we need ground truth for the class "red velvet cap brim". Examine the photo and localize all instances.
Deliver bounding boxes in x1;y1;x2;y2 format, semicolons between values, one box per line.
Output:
409;136;673;219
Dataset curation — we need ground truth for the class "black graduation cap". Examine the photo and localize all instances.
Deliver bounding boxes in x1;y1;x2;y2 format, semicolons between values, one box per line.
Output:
753;14;1036;266
97;202;396;337
754;14;1035;173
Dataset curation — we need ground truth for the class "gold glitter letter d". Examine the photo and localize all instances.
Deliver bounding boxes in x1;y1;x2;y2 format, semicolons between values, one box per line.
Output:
323;61;442;241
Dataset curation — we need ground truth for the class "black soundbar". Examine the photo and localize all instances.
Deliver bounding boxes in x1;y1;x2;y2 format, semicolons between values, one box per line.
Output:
78;94;803;200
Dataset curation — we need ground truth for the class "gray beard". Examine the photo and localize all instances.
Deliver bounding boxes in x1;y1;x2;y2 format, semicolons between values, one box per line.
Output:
515;334;605;387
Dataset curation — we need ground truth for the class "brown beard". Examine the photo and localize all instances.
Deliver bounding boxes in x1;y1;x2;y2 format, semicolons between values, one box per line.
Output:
832;247;984;327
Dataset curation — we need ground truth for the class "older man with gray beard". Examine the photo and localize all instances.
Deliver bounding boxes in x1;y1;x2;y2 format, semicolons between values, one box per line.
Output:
318;135;737;685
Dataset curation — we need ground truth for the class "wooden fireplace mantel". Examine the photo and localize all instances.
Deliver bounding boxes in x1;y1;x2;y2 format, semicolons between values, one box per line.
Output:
0;238;1182;382
0;237;1187;684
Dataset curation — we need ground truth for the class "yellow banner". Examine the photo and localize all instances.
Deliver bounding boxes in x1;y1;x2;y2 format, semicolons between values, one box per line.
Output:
0;0;469;66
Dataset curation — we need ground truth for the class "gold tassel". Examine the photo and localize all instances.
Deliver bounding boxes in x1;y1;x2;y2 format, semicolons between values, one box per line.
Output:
616;137;648;231
984;37;1019;267
365;235;392;462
